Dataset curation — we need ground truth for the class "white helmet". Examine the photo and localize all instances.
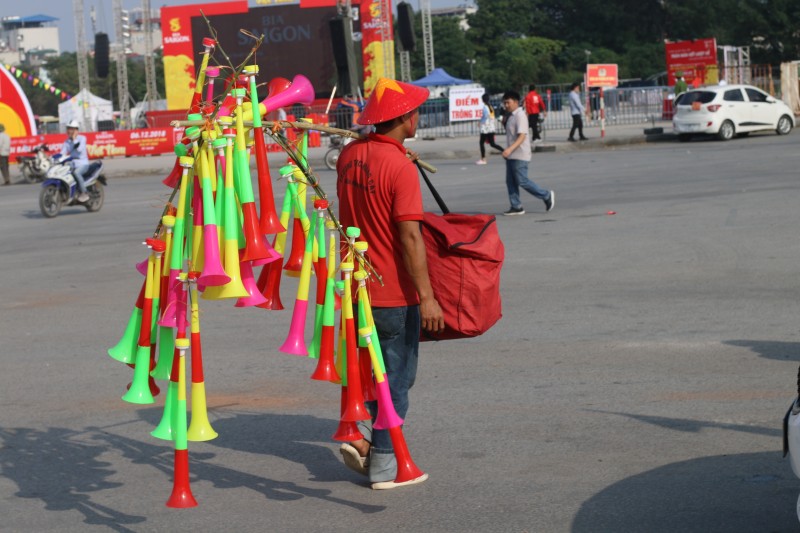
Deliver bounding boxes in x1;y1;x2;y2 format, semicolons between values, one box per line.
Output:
66;120;80;129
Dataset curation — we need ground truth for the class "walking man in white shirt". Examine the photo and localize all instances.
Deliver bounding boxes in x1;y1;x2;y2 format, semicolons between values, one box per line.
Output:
501;91;554;216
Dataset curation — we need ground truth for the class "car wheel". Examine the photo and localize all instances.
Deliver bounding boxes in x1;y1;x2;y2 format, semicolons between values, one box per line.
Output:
717;120;735;141
678;134;692;142
777;115;793;135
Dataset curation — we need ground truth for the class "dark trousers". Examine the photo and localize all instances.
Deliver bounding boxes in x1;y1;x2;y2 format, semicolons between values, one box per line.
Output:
528;114;541;140
0;156;9;184
479;133;503;158
569;114;585;140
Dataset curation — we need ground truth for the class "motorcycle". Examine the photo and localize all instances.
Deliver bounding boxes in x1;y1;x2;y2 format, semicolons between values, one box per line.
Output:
17;143;54;183
324;135;344;171
39;155;107;218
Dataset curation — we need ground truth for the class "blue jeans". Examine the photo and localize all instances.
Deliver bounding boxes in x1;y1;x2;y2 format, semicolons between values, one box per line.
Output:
72;162;89;193
505;158;550;210
356;305;420;482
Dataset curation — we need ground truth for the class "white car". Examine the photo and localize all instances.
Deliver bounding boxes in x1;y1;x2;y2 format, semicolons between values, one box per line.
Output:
673;84;795;141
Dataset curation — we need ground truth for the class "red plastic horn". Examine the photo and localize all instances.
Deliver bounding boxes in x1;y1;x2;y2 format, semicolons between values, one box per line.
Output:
165;337;198;508
388;426;426;484
339;262;370;422
255;244;285;310
244;69;284;236
267;77;292;98
331;388;364;442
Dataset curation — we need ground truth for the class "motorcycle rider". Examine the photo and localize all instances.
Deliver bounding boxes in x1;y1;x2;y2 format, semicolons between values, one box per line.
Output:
60;120;90;202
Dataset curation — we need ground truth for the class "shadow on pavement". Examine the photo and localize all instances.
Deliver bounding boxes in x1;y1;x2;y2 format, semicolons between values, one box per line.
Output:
0;414;383;529
0;426;145;533
724;340;800;362
572;451;797;532
586;409;781;438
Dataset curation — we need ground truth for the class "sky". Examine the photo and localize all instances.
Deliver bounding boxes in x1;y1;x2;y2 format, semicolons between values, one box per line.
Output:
1;0;469;53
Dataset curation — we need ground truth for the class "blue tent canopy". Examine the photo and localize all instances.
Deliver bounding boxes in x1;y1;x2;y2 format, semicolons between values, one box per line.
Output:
410;68;472;87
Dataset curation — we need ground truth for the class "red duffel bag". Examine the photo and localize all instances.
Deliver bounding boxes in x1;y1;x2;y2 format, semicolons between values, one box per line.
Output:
420;212;504;341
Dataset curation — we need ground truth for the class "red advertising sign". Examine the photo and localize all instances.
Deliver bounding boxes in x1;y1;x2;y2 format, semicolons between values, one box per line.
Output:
160;1;249;110
586;64;618;88
9;127;321;161
665;38;717;86
9;128;185;160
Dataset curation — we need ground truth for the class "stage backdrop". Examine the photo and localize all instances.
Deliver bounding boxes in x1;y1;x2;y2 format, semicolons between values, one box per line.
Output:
162;1;394;110
191;4;339;101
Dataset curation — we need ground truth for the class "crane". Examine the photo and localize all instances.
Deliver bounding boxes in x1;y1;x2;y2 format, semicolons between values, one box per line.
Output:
72;0;92;130
420;0;434;75
113;0;131;129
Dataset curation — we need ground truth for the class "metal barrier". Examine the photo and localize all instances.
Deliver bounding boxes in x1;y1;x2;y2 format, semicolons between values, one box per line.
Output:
174;86;674;141
407;87;674;139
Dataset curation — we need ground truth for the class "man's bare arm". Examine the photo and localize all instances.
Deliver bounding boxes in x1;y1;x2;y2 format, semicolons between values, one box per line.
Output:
397;220;445;333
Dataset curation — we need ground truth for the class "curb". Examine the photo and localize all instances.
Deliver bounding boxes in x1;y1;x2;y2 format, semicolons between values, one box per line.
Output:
99;130;677;178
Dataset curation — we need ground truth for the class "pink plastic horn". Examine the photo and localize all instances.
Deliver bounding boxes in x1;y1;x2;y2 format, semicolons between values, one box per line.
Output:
278;181;315;355
359;326;403;430
196;133;230;289
242;74;315;122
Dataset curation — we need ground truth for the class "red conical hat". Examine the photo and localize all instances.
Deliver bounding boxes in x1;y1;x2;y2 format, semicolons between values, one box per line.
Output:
358;78;429;125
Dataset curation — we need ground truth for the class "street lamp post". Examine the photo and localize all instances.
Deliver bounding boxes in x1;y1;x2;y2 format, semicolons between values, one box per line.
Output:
466;58;476;80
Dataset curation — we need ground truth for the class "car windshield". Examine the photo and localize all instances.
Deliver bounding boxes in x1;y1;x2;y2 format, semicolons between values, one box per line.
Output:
676;91;716;105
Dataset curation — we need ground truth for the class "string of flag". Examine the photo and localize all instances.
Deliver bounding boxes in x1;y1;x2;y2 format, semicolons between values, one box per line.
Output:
3;63;72;100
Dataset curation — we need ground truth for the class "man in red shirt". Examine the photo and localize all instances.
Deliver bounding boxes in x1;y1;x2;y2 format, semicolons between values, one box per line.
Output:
524;85;546;142
336;77;444;489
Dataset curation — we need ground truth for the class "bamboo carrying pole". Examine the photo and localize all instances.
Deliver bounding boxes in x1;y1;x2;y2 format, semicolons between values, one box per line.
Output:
169;119;438;174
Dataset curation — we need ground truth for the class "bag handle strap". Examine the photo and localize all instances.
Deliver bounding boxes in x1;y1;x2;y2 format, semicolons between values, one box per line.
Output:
415;161;450;215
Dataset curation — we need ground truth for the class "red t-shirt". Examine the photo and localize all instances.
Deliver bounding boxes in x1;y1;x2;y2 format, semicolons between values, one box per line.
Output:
336;133;423;307
525;90;543;114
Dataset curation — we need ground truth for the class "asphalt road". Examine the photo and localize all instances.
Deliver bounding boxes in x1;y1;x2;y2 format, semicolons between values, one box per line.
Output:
1;132;799;532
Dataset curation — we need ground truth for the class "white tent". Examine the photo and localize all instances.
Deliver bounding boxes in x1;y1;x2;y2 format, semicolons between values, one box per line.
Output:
58;88;113;131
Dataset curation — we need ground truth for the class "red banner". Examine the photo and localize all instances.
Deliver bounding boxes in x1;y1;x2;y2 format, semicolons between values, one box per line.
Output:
9;126;321;161
665;38;717;86
9;128;185;160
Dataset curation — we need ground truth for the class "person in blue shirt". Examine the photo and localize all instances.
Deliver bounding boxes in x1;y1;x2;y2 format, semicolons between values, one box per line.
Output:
568;82;588;142
60;120;90;202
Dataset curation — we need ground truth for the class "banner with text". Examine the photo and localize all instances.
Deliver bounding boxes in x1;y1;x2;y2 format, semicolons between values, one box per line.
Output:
449;87;485;122
665;38;718;86
586;64;619;88
8;128;186;160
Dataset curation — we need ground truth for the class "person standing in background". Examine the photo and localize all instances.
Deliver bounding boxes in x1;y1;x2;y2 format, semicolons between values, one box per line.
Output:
524;85;546;142
568;83;588;142
0;124;11;185
674;73;688;98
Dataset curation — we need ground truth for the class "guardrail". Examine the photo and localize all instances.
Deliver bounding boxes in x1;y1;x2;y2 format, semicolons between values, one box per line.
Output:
412;87;675;139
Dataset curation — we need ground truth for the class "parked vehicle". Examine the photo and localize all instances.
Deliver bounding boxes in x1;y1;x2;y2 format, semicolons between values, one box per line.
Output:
16;143;54;183
39;155;106;218
673;84;795;141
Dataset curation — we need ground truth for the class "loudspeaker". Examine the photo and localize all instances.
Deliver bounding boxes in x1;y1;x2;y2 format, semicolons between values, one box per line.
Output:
328;17;359;96
95;33;110;78
97;119;116;131
329;18;349;69
396;2;415;52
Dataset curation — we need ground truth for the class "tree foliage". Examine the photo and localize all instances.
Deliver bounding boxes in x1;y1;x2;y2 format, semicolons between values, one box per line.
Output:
17;52;165;118
399;0;800;94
